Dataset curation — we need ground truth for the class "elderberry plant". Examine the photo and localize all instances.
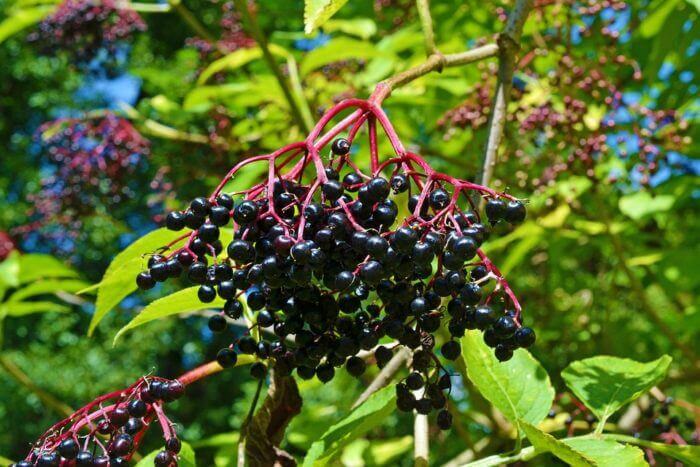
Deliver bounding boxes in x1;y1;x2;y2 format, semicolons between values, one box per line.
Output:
134;97;533;428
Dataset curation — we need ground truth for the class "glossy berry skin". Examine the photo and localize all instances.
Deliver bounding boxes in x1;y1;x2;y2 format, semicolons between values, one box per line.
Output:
390;173;408;193
154;451;174;466
166;211;186;231
485;198;506;222
331;138;351;155
190;197;210;216
429;188;450;210
495;344;514;362
345;356;366;376
75;452;94;466
58;438;79;459
514;327;536;347
166;438;182;453
233;200;259;224
437;409;453;430
474;306;497;329
441;340;461;360
208;314;227;332
250;362;267;379
109;434;133;457
504;200;526;223
494;315;517;337
136;271;156;290
217;348;238;367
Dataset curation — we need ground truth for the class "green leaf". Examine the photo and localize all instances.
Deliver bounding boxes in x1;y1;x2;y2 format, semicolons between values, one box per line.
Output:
197;47;264;84
135;441;195;467
0;5;55;44
619;192;675;220
113;287;225;344
300;38;385;75
562;438;647;466
521;422;596;466
522;423;648;466
1;300;71;317
8;279;88;302
85;228;187;336
604;434;700;465
191;432;240;449
322;18;376;39
303;0;349;35
183;82;253;111
0;252;20;289
638;0;681;38
17;254;78;283
561;355;672;423
303;385;396;466
687;0;700;11
460;330;554;428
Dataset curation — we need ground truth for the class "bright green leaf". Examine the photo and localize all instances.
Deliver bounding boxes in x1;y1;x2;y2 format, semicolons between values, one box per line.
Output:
304;0;349;35
638;0;682;38
0;5;56;44
561;355;672;423
0;252;20;288
322;18;376;39
460;330;554;428
562;438;647;466
521;422;596;466
687;0;700;11
8;279;88;302
619;192;675;220
303;385;396;466
113;287;225;344
135;441;195;467
17;254;78;283
197;47;264;84
85;228;187;335
301;38;385;75
2;301;71;317
604;434;700;465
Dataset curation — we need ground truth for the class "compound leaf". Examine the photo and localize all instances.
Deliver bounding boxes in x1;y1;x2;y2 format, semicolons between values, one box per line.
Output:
303;0;348;34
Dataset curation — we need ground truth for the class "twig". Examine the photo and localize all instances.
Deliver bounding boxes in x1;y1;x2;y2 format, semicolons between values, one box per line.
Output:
0;355;74;418
352;347;411;409
416;0;437;56
237;378;265;467
233;0;313;133
480;0;534;189
371;45;499;103
414;387;429;467
167;0;216;43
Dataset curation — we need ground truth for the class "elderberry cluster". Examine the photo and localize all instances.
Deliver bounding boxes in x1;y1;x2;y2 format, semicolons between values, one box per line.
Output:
13;378;184;467
28;0;145;66
136;132;534;429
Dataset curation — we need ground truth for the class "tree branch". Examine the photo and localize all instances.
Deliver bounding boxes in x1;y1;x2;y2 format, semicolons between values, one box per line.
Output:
352;347;411;409
414;388;429;466
233;0;313;134
416;0;437;56
479;0;534;189
371;44;499;103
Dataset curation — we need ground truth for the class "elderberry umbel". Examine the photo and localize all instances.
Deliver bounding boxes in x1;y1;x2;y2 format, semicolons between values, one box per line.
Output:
137;97;534;429
13;376;184;467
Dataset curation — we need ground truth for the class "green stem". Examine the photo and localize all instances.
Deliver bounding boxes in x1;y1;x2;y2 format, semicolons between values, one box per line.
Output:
0;354;74;418
167;0;216;43
416;0;438;56
233;0;312;134
237;378;265;467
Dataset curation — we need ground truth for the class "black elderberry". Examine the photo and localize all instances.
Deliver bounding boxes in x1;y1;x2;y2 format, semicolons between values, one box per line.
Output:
392;226;418;253
150;262;170;282
238;336;257;354
415;398;433;415
257;310;275;328
375;345;393;367
334;271;355;290
109;406;129;426
504;200;526;224
437;409;453;430
247;290;266;310
93;456;110;467
429;188;450;210
494;315;517;337
208;314;227;332
514;327;536;348
190;197;211;216
365;177;390;201
127;399;147;418
250;362;268;379
136;271;156;290
198;223;220;243
162;380;185;401
322;179;344;200
359;260;383;284
109;434;133;457
209;205;231;226
438;374;452;390
485;198;506;223
366;235;389;259
58;438;79;459
233;200;259;224
223;299;243;319
198;285;217;303
483;328;499;347
36;453;59;466
406;372;424;390
166;211;186;231
331;138;351;155
441;340;461;360
471;265;489;281
216;193;234;209
154;451;174;467
390;173;409;193
125;417;144;435
410;297;428;315
450;236;477;261
459;283;482;305
345;356;366;376
166;437;182;454
76;452;94;466
342;172;362;191
495;344;514;362
474;306;497;329
184;211;205;230
316;362;335;382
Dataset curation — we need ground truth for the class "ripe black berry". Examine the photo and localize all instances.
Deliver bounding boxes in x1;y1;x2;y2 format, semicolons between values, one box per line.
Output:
166;211;186;231
198;285;217;303
331;138;351;155
233;200;259;224
190;197;210;216
250;362;268;379
485;198;506;222
154;451;173;467
58;438;79;459
514;327;536;348
437;409;453;430
441;340;461;360
136;271;156;290
208;314;227;332
504;200;526;223
345;356;366;376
